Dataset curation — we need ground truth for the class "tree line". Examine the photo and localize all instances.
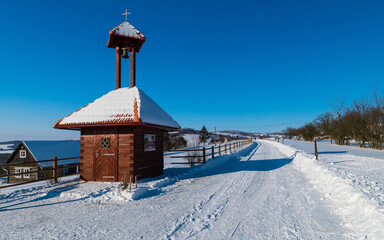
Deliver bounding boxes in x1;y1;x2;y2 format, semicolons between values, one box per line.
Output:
163;125;228;151
283;89;384;150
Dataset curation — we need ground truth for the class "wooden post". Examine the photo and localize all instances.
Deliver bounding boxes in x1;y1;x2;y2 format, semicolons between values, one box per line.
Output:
129;177;132;193
230;143;232;152
218;145;221;156
314;138;318;160
225;144;227;153
203;147;206;163
53;157;58;183
135;176;138;188
130;48;136;87
212;146;215;158
282;137;284;144
116;47;121;89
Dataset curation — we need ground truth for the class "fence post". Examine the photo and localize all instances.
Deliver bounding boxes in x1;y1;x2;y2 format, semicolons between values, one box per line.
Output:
53;156;58;183
203;147;206;163
229;143;232;152
212;146;214;158
282;137;284;144
218;145;221;156
314;138;318;160
129;177;132;193
225;144;227;153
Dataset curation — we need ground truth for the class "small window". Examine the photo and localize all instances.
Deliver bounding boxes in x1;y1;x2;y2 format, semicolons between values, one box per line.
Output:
23;168;31;178
144;134;156;151
20;150;26;158
101;138;110;148
15;168;22;178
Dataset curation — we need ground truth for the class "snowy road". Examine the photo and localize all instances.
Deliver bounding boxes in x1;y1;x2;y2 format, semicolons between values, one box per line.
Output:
0;141;352;239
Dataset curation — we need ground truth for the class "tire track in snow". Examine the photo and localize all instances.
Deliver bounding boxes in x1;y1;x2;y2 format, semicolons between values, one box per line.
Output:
200;141;348;240
165;144;262;239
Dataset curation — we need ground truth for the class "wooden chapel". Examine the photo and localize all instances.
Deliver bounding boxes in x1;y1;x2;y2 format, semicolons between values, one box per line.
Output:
54;12;181;182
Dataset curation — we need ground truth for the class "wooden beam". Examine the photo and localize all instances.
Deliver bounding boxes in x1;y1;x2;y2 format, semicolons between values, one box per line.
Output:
116;47;121;89
130;48;136;87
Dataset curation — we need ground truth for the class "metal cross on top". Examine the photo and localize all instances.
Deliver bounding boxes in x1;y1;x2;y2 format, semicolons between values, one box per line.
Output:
122;9;131;22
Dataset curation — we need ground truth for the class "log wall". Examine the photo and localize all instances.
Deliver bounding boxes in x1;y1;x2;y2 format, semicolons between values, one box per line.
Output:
133;126;164;180
80;128;95;181
80;125;165;182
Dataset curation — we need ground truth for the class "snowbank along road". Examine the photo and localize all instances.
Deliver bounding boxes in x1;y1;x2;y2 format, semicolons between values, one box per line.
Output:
0;140;382;239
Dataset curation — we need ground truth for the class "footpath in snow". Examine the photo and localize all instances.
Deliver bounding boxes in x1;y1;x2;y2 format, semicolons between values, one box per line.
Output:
269;139;384;239
0;140;381;239
283;139;384;212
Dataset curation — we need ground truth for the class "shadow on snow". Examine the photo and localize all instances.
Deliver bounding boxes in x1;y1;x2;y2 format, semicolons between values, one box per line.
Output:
0;142;296;207
137;142;296;200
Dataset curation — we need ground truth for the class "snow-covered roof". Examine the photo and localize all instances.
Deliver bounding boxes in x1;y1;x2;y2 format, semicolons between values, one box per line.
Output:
55;87;180;130
22;141;80;167
110;22;145;40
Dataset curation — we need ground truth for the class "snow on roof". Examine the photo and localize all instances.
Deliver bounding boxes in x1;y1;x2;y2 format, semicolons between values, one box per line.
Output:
55;87;180;129
110;22;145;39
23;141;80;167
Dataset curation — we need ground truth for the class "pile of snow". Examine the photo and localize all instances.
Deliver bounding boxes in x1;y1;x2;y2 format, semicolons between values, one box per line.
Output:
264;140;384;239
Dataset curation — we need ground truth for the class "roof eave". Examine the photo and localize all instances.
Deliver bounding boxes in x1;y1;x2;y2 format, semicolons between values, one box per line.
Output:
54;122;180;131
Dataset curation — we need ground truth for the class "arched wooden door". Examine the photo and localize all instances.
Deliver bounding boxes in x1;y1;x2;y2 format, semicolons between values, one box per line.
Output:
94;129;117;182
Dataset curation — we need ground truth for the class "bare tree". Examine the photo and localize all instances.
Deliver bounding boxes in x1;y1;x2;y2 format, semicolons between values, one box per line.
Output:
329;96;345;119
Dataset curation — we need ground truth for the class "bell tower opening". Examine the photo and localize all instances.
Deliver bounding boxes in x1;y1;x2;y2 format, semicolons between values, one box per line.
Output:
107;9;146;89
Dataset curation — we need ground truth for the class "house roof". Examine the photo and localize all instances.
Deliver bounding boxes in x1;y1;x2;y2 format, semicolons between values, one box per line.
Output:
54;87;181;130
109;22;145;40
6;141;80;167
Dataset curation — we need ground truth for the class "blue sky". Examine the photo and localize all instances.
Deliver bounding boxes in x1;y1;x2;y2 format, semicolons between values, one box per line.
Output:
1;0;384;140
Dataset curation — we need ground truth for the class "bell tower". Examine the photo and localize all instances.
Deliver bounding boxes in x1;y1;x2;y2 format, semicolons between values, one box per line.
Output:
107;10;146;89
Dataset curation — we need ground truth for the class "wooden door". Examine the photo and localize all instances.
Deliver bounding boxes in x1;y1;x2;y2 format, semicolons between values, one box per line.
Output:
94;129;118;182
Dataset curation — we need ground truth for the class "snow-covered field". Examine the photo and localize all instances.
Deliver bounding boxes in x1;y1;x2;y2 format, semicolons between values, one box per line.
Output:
182;134;200;147
1;140;383;239
0;144;14;154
